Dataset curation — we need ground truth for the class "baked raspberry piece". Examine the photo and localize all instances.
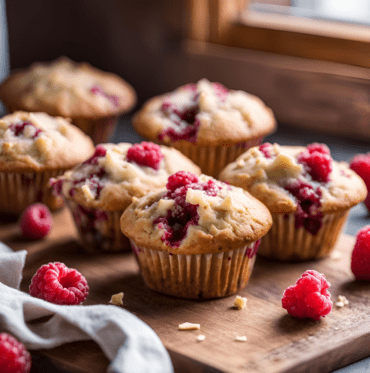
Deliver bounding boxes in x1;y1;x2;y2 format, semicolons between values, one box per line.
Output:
0;333;31;373
9;121;42;139
155;172;220;247
19;203;52;240
297;143;333;182
259;143;274;159
284;180;323;235
212;82;228;101
350;153;370;212
29;262;89;305
351;225;370;280
126;142;164;170
282;270;332;320
91;85;120;107
82;145;107;165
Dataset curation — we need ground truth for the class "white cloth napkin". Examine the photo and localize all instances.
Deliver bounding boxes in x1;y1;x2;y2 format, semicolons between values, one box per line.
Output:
0;242;174;373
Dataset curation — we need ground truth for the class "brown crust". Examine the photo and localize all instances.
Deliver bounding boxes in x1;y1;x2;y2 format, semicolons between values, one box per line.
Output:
120;181;273;255
0;57;137;119
0;111;95;172
132;84;276;147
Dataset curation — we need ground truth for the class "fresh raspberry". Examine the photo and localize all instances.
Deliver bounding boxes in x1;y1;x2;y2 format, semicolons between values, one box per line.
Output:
156;172;221;247
9;121;42;139
0;333;31;373
29;262;89;305
350;153;370;212
82;145;107;165
259;143;274;159
297;143;333;182
126;142;164;170
166;171;199;192
351;225;370;280
284;180;323;235
282;270;332;320
19;203;52;240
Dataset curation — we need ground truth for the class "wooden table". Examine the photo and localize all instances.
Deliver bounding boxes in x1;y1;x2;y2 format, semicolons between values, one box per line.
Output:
1;207;370;373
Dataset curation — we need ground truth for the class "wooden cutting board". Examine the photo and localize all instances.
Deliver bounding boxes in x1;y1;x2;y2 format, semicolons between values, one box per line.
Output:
1;208;370;373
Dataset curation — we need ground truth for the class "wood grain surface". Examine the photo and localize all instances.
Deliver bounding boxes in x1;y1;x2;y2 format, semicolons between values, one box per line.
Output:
1;207;369;373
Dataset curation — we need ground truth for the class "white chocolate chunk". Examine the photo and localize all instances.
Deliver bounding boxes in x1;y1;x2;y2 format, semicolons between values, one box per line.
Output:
109;292;124;306
330;251;342;260
335;295;349;308
233;295;248;310
178;322;200;331
81;185;95;201
235;336;247;342
196;334;205;342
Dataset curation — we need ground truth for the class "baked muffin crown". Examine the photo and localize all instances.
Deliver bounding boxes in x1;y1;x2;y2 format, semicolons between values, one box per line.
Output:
0;111;94;171
0;57;137;118
120;173;272;255
54;142;201;211
219;143;367;213
133;79;276;146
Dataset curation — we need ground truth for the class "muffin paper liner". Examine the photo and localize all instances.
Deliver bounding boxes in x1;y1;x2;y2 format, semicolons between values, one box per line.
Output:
259;211;350;261
72;116;118;145
130;240;261;299
67;200;130;253
169;136;263;177
0;169;65;214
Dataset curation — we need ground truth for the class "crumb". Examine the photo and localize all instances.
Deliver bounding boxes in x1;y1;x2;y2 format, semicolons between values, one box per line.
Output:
178;322;200;331
109;292;124;306
335;295;349;308
196;335;205;342
235;336;247;342
330;251;342;260
233;295;247;310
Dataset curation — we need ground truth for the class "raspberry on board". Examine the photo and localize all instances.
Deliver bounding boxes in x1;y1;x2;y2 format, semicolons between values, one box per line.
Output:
282;270;332;320
29;262;89;305
126;141;164;170
19;203;53;240
350;153;370;212
351;225;370;280
0;333;31;373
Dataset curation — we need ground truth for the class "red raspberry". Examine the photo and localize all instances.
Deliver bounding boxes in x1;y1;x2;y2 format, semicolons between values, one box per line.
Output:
350;153;370;212
82;145;107;165
91;85;119;107
19;203;52;240
0;333;31;373
297;143;333;182
126;142;164;170
29;262;89;305
282;270;332;320
9;121;42;139
259;143;274;159
166;171;199;192
351;225;370;280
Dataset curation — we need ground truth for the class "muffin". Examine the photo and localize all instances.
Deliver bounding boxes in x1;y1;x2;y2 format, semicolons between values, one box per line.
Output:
51;142;201;252
132;79;276;177
219;142;367;261
0;111;94;214
0;56;137;144
120;171;272;298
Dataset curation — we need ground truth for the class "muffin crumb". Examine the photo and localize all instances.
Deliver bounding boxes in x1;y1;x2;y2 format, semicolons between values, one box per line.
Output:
109;292;124;306
233;295;248;310
178;322;200;331
335;295;349;308
330;251;342;260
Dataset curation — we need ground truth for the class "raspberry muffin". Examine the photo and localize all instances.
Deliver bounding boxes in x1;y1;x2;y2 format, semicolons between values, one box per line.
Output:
219;143;367;261
0;111;94;214
0;57;137;144
132;79;276;177
120;171;272;298
51;142;201;252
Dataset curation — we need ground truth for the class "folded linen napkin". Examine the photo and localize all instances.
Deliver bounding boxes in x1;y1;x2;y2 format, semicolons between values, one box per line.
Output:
0;242;174;373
